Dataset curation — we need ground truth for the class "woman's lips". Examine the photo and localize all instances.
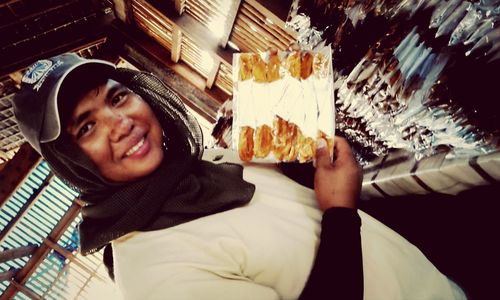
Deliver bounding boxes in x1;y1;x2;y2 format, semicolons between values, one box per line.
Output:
123;135;150;159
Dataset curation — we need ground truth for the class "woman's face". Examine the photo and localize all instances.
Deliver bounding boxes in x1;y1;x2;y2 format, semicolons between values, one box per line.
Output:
66;79;164;182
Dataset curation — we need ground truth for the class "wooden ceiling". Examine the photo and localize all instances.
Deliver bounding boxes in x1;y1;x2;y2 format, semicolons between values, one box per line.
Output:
0;0;114;165
125;0;296;95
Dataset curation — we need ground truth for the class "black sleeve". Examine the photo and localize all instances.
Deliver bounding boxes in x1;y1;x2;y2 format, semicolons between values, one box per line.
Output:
299;207;363;300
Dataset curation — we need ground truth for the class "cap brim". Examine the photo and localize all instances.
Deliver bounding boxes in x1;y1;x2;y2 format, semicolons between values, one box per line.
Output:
41;59;116;143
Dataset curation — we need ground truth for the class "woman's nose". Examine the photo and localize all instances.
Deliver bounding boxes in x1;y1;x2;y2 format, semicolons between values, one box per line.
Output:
107;111;133;142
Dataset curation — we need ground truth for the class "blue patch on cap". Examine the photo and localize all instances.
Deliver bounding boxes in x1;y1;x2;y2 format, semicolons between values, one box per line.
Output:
22;60;53;85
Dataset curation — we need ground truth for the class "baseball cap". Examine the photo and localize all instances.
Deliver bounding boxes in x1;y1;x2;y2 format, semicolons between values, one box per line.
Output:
13;53;116;154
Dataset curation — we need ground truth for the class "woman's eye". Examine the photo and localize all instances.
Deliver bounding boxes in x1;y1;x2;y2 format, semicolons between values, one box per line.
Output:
111;91;128;106
77;122;95;139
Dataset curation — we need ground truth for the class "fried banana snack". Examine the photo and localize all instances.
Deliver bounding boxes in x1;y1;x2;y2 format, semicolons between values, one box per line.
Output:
272;116;289;161
252;54;267;83
233;48;333;163
254;125;273;158
298;136;316;163
239;53;253;81
313;52;328;78
267;49;281;82
286;51;301;79
300;51;313;80
284;122;301;162
271;116;302;162
239;126;255;162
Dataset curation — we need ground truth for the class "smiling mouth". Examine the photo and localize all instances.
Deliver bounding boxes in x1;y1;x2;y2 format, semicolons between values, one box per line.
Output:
124;136;145;158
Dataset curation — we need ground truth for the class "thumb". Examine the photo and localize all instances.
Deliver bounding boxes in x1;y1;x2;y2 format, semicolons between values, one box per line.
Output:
314;138;331;168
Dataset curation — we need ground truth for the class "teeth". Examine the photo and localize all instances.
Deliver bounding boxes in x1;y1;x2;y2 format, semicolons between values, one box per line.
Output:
125;137;145;157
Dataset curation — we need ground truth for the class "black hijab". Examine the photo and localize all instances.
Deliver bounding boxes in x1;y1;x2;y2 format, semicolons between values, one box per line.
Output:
40;69;255;255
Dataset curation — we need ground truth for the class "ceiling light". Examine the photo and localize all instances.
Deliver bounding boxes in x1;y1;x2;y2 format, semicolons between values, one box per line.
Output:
227;41;240;51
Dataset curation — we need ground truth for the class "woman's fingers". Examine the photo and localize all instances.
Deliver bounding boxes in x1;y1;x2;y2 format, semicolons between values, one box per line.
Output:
313;136;361;210
315;138;331;168
333;136;354;163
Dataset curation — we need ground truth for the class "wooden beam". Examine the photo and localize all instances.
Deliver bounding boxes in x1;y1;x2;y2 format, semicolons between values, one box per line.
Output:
0;5;114;77
239;4;293;47
0;0;81;32
0;0;20;10
111;21;227;121
220;0;242;47
7;280;42;300
0;119;19;134
1;200;83;299
0;269;19;282
144;0;236;65
122;43;219;123
0;173;53;244
171;25;182;63
0;150;9;161
206;59;220;89
0;143;40;208
253;0;293;23
245;0;296;37
42;238;106;281
0;244;38;264
40;262;71;299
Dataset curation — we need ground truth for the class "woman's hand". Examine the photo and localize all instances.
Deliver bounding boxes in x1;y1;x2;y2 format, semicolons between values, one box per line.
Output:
314;136;362;211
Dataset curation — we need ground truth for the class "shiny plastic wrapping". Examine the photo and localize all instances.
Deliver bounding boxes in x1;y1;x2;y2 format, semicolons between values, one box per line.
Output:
286;0;499;161
232;48;335;163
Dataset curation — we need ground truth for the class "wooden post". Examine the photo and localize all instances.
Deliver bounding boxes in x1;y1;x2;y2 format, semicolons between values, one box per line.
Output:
0;173;53;244
148;1;234;64
0;269;19;282
43;239;106;281
171;25;182;63
0;244;38;264
0;150;9;161
219;0;241;47
113;21;225;121
0;143;40;207
7;280;42;300
246;0;291;30
206;59;220;89
0;200;83;299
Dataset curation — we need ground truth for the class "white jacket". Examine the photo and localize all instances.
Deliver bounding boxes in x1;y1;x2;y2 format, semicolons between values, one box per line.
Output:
112;149;465;300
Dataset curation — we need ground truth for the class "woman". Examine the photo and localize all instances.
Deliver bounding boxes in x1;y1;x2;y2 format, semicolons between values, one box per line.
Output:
13;53;466;299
